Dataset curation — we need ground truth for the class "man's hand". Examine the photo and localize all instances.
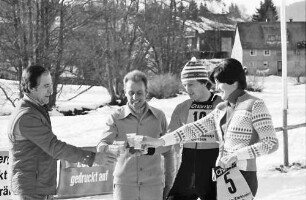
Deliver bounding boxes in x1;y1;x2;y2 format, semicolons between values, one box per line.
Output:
93;152;117;167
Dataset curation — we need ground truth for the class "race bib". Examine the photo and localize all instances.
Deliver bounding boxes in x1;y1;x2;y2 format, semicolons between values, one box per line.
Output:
187;102;214;123
185;102;215;143
214;164;254;200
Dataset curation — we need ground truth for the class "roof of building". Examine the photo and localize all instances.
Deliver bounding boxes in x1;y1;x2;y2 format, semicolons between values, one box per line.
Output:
185;16;237;34
236;21;306;50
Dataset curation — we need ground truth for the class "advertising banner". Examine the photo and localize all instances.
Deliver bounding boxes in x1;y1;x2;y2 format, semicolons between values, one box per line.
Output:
56;160;114;198
0;151;11;200
56;147;114;198
0;148;114;199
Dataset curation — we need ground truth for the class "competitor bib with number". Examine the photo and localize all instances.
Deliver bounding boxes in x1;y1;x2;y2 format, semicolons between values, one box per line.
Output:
186;101;215;143
214;164;254;200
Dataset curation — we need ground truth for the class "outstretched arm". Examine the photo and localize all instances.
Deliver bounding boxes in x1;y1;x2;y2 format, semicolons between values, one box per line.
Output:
143;111;217;147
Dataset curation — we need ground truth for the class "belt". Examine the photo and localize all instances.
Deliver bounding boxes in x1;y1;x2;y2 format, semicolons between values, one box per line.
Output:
183;142;219;149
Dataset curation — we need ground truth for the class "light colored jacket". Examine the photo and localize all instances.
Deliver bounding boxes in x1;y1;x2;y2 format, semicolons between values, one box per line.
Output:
98;103;175;187
162;92;279;171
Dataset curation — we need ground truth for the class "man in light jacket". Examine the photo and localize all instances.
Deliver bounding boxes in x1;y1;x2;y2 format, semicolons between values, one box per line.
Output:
97;70;175;200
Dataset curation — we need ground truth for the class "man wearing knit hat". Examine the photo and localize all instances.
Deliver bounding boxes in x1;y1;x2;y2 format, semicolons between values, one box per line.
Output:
166;58;222;200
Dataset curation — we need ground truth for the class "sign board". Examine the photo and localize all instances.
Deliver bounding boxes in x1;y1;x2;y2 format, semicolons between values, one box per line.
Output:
56;160;113;198
56;147;114;198
0;149;114;199
0;151;11;200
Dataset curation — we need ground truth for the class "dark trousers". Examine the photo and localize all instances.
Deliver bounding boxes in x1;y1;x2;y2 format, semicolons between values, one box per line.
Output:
240;170;258;197
168;148;219;200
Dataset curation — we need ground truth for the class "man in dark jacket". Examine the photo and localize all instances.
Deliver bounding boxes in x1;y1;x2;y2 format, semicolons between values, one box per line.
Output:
7;65;117;200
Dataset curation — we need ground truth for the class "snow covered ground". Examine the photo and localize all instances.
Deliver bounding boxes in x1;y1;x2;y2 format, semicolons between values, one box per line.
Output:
0;75;305;200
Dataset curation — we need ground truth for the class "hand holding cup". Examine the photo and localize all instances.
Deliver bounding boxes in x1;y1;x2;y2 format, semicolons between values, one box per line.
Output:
126;134;148;155
140;136;165;147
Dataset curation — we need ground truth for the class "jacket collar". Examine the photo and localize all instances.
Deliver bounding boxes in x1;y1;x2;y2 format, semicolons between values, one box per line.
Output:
227;89;245;107
24;94;43;107
22;95;51;125
117;102;158;120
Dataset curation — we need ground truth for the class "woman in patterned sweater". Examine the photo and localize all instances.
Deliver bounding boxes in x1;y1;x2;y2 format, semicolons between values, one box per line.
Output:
142;58;278;197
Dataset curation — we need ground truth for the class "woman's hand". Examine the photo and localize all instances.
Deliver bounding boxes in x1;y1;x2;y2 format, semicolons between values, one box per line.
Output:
217;153;238;168
141;136;165;147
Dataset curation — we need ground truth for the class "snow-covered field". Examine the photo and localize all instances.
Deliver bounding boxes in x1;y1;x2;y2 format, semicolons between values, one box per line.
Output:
0;76;305;200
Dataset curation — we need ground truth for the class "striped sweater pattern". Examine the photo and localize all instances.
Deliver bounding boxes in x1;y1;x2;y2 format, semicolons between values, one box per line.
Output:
162;93;279;171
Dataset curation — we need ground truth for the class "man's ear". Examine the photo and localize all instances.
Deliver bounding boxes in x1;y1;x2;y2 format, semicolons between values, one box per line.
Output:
28;86;36;93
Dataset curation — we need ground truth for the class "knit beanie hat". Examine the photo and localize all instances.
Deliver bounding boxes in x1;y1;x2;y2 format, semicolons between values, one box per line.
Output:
181;57;209;82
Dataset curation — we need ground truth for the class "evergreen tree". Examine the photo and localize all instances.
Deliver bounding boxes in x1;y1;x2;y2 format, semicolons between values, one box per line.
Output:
252;0;278;22
178;1;185;18
186;0;198;20
199;2;211;18
228;3;242;18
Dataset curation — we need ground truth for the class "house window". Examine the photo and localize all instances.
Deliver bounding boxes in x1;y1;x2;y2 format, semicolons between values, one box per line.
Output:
268;34;281;41
187;38;193;49
268;35;275;41
264;49;270;56
250;49;257;56
263;61;269;68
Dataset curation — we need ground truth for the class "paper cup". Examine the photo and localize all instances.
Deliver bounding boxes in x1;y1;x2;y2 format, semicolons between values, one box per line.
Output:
126;133;136;147
134;135;144;150
112;141;127;154
108;145;120;156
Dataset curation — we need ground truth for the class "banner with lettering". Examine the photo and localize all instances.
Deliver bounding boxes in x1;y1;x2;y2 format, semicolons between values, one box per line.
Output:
56;147;114;198
1;148;114;199
0;151;11;200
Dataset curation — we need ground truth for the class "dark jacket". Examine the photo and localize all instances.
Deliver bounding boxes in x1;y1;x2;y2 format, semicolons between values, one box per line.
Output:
7;97;94;195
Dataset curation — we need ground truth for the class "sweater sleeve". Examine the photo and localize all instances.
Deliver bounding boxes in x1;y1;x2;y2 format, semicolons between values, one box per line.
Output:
236;99;279;160
18;113;95;165
161;111;217;146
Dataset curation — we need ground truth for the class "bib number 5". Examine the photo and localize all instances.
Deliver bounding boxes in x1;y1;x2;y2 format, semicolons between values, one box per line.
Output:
224;171;237;194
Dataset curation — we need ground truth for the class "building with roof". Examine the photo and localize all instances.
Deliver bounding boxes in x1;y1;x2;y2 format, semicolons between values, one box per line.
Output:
184;16;237;59
231;21;306;76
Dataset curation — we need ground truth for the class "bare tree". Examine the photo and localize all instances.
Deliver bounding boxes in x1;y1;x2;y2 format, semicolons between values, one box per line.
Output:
138;0;188;74
0;0;191;108
0;0;66;106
